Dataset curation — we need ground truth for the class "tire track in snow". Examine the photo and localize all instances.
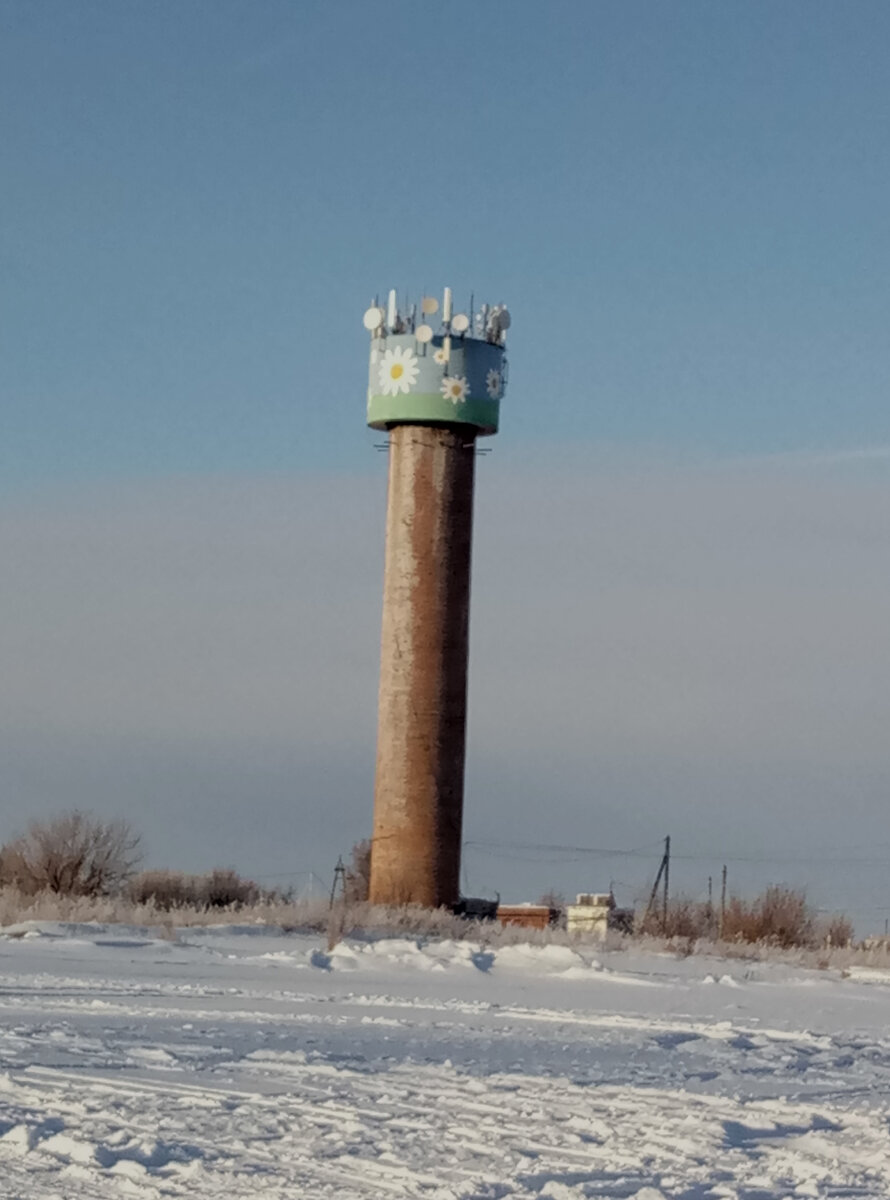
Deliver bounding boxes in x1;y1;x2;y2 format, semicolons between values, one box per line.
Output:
4;932;890;1196
7;1056;889;1198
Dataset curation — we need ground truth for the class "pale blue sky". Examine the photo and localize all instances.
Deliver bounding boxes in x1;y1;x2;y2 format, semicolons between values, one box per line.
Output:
3;3;890;928
4;1;890;489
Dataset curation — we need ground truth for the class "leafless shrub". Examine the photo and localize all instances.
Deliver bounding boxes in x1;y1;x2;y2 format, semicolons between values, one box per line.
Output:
201;867;260;908
638;897;713;940
632;887;839;951
537;889;567;914
345;840;371;904
127;867;264;910
722;886;815;948
128;870;198;909
0;843;28;890
821;912;854;948
0;811;141;897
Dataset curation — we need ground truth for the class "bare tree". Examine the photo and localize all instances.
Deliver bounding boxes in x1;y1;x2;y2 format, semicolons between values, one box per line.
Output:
537;889;566;914
0;811;141;897
345;839;371;904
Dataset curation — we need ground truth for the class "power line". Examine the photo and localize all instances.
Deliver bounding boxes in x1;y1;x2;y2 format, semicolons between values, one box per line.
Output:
464;839;890;869
465;839;662;859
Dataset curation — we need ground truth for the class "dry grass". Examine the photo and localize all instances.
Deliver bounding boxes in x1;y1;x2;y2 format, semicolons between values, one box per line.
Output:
0;888;595;948
0;886;880;972
617;930;890;973
0;886;328;932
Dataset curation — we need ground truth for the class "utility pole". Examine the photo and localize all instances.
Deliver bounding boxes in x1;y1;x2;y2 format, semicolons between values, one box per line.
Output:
720;864;727;938
644;837;672;932
329;856;347;909
708;875;713;935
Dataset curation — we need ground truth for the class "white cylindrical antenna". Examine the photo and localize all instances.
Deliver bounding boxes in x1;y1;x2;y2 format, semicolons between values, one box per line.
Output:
387;289;398;331
442;286;452;323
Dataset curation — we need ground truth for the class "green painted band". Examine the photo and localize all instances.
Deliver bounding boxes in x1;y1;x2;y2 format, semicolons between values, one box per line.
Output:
367;393;500;435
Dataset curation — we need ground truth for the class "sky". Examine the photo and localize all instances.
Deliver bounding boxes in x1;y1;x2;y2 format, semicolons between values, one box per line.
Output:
3;2;890;929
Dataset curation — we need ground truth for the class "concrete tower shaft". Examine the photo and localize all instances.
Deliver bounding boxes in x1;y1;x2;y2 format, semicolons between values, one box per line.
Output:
369;424;476;908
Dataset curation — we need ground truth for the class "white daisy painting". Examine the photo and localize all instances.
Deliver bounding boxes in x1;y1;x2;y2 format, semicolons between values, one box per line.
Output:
485;368;502;399
378;346;419;396
441;375;469;405
432;346;449;366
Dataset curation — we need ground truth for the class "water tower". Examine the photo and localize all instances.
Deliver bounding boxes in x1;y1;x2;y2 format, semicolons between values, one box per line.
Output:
363;288;509;907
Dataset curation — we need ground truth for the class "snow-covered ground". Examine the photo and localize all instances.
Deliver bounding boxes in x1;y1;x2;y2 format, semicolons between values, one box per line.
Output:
1;924;889;1198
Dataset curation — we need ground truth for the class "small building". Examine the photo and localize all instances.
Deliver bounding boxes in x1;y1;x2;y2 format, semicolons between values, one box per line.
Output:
496;904;555;930
566;892;614;939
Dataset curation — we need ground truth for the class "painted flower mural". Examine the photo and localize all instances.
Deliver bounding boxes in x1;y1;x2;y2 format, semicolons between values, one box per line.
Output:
432;347;449;366
441;376;469;404
378;345;419;396
485;369;502;399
